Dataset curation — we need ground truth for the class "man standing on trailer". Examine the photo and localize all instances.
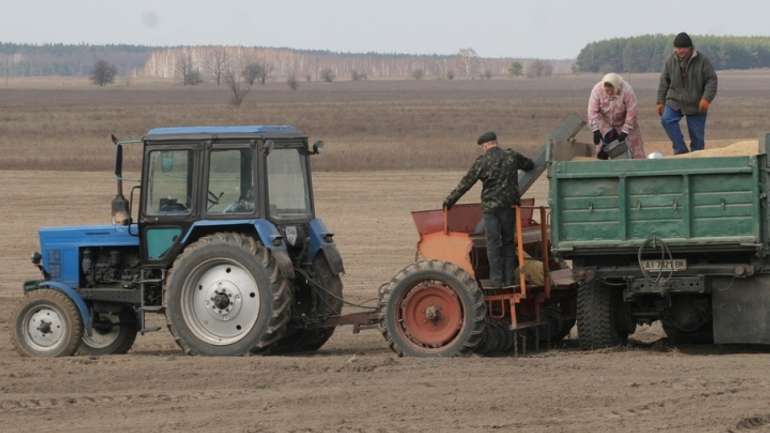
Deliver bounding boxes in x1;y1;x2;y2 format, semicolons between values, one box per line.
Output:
443;132;534;289
657;32;718;154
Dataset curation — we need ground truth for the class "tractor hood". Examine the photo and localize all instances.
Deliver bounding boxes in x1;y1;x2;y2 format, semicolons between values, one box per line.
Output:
38;224;139;287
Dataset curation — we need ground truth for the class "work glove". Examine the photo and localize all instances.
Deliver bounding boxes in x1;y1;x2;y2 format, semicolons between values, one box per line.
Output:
596;145;609;160
618;132;628;143
657;103;665;117
593;130;602;145
443;198;456;210
699;98;711;112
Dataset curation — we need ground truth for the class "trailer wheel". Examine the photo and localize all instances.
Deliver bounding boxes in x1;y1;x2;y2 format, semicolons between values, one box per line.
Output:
266;256;343;354
577;280;627;349
10;289;83;357
165;232;291;356
78;308;138;355
380;260;486;357
661;295;713;345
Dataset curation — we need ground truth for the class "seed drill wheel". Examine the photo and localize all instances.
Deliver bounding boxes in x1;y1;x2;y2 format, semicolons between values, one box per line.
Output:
379;260;486;357
10;289;83;357
78;308;138;355
475;320;514;356
165;232;291;356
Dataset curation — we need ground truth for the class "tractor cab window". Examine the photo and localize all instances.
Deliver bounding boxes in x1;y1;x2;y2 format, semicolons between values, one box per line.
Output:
207;148;255;214
267;147;312;220
146;150;193;215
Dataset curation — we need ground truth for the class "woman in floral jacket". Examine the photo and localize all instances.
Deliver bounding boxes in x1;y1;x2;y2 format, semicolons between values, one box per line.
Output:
587;73;645;159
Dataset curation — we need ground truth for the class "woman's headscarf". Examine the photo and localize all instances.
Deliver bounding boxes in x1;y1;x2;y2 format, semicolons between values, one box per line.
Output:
601;73;623;92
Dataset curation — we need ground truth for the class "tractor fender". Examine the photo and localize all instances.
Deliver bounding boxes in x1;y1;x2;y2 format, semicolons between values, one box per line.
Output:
37;281;93;335
309;219;345;275
316;245;345;275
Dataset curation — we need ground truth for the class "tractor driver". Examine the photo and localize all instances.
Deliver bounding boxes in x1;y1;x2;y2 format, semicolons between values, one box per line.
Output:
443;132;534;289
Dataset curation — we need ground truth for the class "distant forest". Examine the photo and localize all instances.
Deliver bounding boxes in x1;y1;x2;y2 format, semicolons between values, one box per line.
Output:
0;43;153;76
575;34;770;73
0;42;570;80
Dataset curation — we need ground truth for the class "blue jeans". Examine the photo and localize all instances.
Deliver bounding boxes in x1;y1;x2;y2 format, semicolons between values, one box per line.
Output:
661;104;707;154
483;208;516;285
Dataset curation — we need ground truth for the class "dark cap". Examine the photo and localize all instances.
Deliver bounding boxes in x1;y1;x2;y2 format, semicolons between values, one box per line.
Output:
477;131;497;145
674;32;693;48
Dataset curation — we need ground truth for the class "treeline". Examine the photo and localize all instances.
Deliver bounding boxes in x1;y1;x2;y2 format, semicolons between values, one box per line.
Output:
0;43;153;76
0;42;573;80
575;34;770;73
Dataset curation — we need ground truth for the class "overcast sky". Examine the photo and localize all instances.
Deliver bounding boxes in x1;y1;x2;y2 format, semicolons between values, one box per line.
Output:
1;0;766;58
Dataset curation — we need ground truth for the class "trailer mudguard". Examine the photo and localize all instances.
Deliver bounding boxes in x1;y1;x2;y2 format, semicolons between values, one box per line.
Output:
35;281;93;334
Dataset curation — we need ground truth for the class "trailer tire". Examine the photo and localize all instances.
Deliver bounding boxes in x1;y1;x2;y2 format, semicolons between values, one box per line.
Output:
544;301;577;343
380;260;486;357
78;308;138;355
165;232;291;356
661;320;713;345
10;289;83;357
265;256;343;354
577;280;627;349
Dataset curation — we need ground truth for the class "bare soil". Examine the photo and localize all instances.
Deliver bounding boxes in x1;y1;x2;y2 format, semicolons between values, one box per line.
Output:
1;169;769;433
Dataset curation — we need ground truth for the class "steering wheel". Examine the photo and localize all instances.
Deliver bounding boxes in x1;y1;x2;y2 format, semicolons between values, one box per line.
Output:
207;190;224;210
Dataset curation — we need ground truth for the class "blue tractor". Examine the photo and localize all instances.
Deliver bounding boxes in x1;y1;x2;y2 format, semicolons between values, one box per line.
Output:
12;126;345;357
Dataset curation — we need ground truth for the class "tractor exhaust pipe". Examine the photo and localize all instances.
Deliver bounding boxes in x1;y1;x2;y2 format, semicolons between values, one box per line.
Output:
111;134;130;225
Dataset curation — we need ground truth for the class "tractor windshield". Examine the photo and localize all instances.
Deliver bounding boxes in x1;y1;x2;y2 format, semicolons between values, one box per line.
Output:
267;147;312;221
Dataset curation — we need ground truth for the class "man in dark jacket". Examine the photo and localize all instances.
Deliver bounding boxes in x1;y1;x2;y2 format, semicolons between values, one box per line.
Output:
443;132;534;289
657;32;718;154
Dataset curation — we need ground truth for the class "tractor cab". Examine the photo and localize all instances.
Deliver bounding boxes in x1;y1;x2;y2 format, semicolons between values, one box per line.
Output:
114;125;321;267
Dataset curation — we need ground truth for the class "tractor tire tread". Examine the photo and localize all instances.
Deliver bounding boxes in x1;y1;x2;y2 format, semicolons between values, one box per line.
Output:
164;232;291;356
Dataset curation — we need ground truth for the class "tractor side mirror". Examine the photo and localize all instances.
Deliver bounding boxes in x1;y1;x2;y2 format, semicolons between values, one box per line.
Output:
311;140;324;155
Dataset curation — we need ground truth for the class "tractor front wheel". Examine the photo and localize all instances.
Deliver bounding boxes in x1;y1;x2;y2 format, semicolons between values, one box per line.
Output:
379;260;486;357
10;289;84;357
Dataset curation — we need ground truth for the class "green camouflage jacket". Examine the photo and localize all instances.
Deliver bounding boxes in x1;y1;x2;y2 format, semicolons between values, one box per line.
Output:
446;147;534;211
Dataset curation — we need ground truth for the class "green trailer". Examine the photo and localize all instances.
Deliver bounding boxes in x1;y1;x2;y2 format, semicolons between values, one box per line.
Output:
549;135;770;347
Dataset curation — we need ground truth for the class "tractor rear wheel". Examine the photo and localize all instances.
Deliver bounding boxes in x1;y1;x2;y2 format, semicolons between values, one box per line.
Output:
10;289;83;357
78;308;138;355
266;256;343;354
165;232;292;356
379;260;486;357
577;279;628;349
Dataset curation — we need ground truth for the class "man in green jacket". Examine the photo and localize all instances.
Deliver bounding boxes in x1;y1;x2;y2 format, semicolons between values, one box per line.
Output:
443;132;534;289
657;32;718;154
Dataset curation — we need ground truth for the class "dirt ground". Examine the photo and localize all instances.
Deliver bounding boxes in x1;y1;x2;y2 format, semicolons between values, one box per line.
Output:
2;169;770;433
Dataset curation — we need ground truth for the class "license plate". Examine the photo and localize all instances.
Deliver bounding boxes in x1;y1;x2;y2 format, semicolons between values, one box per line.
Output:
641;259;687;272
